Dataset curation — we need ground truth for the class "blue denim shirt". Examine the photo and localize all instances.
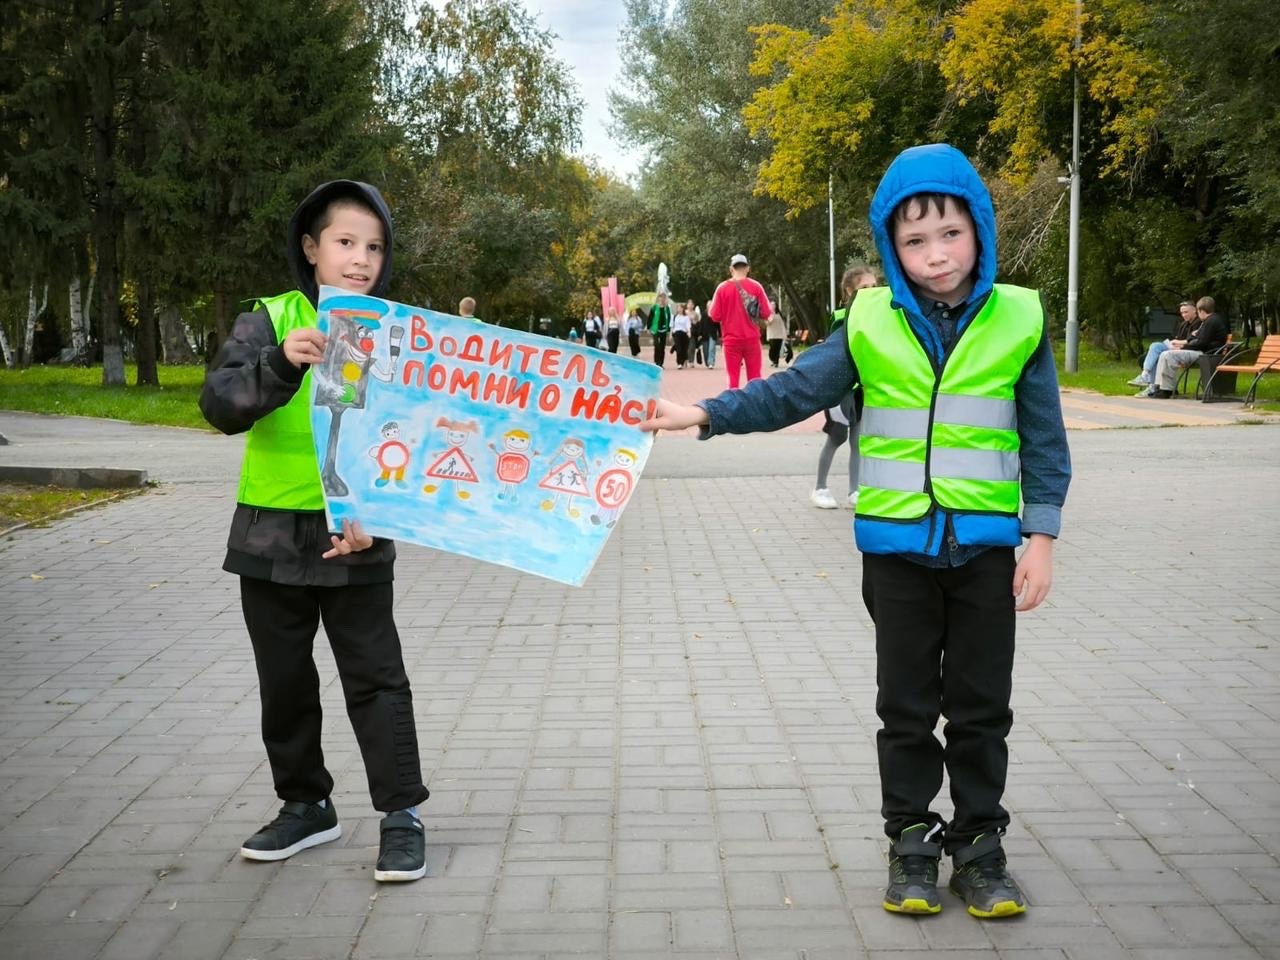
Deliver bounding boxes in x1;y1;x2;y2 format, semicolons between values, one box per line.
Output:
697;295;1071;568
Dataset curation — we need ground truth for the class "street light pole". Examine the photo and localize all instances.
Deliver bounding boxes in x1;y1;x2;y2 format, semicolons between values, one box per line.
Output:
1065;0;1082;373
828;175;837;315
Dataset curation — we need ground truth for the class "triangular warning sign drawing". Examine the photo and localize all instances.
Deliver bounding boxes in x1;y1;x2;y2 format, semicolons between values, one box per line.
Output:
537;460;590;497
425;446;479;483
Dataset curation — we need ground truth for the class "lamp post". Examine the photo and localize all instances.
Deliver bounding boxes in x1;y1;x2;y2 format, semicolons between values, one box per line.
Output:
828;175;837;315
1064;0;1082;373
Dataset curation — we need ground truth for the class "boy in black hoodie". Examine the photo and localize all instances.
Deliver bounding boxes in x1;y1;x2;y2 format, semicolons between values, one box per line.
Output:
200;181;429;882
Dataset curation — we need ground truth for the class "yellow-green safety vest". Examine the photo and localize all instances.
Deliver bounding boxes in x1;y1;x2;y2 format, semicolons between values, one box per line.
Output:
238;291;325;510
847;285;1043;521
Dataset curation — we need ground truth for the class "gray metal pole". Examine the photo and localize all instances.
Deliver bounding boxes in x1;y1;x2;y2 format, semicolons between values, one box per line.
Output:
828;175;837;315
1064;4;1082;373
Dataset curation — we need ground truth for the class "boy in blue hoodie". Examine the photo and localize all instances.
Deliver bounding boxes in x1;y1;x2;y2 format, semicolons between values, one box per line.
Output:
200;181;430;883
642;144;1071;918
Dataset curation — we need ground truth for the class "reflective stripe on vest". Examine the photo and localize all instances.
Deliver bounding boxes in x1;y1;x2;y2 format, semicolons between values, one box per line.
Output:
847;285;1043;520
237;291;325;510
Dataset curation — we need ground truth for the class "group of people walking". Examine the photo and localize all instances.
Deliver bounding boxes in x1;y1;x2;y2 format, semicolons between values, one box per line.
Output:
642;292;721;369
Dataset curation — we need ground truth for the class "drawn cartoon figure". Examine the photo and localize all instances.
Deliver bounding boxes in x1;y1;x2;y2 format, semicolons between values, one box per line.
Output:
369;421;410;489
335;323;398;403
488;429;538;504
538;437;591;518
590;448;638;528
422;417;480;499
313;301;402;498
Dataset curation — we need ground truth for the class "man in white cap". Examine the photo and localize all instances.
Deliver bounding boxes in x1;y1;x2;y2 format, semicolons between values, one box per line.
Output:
709;253;773;388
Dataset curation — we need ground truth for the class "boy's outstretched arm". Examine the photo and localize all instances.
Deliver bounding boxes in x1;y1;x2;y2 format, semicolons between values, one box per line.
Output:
640;399;709;432
642;336;857;438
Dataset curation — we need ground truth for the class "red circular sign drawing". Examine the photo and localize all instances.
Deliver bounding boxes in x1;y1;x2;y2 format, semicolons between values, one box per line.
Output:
594;469;633;509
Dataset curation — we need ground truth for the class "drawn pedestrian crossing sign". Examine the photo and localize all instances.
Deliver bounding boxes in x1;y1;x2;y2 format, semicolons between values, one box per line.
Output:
538;460;590;497
425;446;478;483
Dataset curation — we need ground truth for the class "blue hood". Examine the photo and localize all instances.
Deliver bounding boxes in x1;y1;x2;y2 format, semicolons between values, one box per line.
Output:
868;144;997;317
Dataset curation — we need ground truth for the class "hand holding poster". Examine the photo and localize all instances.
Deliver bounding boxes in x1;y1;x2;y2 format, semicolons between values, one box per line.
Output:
309;287;661;586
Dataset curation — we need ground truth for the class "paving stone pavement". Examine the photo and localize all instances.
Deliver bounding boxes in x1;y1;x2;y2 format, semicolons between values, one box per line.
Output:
1;404;1279;959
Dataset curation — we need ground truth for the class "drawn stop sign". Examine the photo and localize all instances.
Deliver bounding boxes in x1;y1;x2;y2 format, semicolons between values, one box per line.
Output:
496;452;530;484
594;469;633;510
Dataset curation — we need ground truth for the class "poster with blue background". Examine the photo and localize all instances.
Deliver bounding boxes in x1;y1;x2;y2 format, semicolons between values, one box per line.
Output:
309;287;661;586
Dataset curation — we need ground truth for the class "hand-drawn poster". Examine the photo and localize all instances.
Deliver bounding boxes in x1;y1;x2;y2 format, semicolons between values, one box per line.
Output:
308;286;661;586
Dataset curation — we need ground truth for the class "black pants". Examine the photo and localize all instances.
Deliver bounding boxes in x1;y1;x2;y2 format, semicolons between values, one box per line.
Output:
240;577;430;812
628;332;641;356
861;548;1015;853
672;331;690;366
652;332;667;367
606;329;620;353
768;338;784;365
586;332;600;349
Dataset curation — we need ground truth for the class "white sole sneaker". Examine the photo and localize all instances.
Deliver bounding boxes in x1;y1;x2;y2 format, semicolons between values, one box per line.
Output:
374;863;428;882
810;489;839;510
239;823;341;862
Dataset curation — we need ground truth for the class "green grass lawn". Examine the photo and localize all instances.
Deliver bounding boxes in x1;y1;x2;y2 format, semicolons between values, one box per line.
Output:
0;364;211;429
0;483;143;531
1056;340;1280;409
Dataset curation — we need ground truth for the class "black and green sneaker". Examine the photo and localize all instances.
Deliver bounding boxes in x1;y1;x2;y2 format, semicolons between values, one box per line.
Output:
949;834;1026;918
883;823;943;914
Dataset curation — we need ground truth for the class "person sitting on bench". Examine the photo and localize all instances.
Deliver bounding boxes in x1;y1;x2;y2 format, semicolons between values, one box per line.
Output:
1141;296;1228;398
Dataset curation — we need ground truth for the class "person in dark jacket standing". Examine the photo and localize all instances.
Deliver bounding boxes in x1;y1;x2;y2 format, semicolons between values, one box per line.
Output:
1143;295;1229;397
199;181;429;883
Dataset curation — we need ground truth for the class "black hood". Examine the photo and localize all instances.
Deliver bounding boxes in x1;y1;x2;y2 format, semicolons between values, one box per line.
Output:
286;180;394;305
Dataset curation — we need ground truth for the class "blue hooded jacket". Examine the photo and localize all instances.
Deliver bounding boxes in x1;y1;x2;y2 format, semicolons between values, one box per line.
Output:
869;143;998;360
699;143;1070;566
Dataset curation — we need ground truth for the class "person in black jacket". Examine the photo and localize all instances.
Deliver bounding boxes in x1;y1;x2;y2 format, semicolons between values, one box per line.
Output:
1143;295;1229;397
199;181;429;882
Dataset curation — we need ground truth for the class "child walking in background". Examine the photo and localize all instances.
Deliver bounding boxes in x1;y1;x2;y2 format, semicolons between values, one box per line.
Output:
200;180;430;883
810;264;877;511
642;144;1070;919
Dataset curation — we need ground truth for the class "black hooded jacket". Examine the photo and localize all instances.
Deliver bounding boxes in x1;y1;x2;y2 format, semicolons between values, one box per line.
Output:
198;180;398;586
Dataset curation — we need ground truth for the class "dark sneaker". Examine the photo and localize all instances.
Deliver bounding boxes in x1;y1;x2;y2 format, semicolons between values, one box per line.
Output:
949;834;1026;918
883;823;942;914
375;811;426;882
240;799;340;861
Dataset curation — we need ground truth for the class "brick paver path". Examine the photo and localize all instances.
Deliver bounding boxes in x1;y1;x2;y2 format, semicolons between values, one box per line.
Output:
1;398;1278;959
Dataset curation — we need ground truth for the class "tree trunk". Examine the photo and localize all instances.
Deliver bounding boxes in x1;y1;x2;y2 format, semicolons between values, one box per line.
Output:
134;280;159;385
85;270;96;354
208;287;231;367
23;282;48;369
159;303;196;363
0;318;13;368
91;0;125;386
69;275;90;364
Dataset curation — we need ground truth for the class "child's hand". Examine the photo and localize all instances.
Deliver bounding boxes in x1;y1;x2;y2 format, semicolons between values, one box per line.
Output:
322;519;373;558
282;328;328;368
640;398;709;433
1012;534;1054;611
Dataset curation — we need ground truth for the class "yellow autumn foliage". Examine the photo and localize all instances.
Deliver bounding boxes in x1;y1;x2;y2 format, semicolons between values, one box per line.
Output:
747;0;1172;212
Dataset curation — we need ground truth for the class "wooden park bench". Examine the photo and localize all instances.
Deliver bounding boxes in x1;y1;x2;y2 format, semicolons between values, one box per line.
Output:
1202;334;1280;405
